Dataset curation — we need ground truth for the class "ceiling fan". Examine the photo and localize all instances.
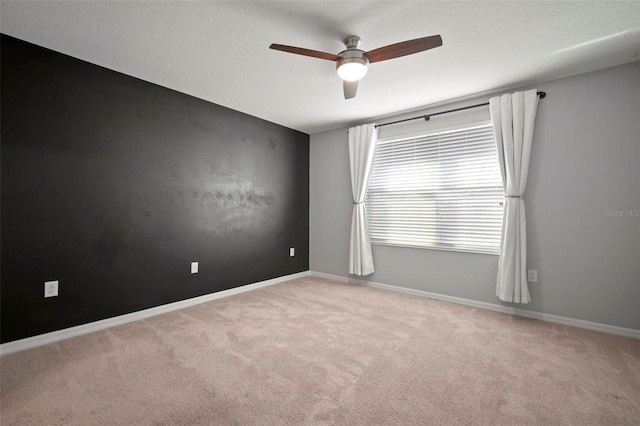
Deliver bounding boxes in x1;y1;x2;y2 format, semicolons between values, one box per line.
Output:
269;35;442;99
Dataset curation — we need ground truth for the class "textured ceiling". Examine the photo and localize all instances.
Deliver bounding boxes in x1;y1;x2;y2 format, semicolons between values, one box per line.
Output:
1;1;639;134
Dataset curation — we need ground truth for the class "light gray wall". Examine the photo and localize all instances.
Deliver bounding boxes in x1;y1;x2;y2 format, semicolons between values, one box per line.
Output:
310;62;640;330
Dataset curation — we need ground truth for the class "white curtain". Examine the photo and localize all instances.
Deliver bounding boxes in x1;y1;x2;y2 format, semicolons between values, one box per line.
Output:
348;124;378;276
490;89;539;303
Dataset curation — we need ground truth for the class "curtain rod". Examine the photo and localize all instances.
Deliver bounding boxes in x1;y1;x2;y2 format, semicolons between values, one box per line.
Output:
375;91;546;129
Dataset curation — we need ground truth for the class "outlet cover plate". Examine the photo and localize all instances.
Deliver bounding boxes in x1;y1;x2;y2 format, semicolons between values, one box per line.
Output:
191;262;198;274
289;247;295;257
527;270;538;283
45;280;59;298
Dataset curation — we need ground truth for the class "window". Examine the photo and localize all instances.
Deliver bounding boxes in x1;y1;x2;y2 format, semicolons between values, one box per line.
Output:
366;121;504;255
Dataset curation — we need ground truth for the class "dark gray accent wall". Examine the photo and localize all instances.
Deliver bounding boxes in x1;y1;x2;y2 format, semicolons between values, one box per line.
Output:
1;34;309;343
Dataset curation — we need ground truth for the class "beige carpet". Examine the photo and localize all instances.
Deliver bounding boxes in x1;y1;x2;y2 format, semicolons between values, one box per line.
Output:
1;276;639;425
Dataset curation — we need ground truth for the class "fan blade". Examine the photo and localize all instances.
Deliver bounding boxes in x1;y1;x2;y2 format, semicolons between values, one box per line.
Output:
269;44;340;61
365;35;442;63
344;80;358;99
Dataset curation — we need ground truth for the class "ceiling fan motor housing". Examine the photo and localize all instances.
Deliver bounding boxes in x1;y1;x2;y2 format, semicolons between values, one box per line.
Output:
336;36;370;81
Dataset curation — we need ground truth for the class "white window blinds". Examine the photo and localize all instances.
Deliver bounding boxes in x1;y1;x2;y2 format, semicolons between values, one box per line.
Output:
366;122;504;255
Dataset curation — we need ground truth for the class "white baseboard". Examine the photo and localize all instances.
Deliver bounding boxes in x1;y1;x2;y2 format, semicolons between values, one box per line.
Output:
0;271;311;356
310;271;640;339
4;269;635;356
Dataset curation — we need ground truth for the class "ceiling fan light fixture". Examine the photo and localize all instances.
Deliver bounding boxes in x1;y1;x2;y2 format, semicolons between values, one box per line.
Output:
336;49;369;82
337;60;368;81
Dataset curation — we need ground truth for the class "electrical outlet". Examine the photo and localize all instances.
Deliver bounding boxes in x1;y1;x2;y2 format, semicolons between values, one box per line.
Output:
191;262;198;274
527;270;538;283
289;247;295;257
44;280;59;298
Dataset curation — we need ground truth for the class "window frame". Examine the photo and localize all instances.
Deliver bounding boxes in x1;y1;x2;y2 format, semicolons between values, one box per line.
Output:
366;120;504;256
